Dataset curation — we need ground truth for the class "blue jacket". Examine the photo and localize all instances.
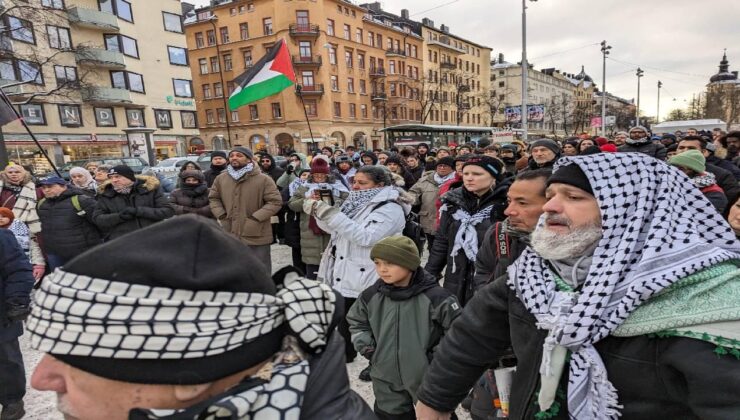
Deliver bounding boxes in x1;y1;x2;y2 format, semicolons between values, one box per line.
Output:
0;229;34;341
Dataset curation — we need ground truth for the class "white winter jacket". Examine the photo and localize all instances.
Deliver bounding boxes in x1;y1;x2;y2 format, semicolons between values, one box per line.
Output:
316;186;409;298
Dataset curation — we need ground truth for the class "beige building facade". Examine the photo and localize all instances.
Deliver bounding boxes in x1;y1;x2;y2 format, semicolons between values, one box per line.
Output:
0;0;198;173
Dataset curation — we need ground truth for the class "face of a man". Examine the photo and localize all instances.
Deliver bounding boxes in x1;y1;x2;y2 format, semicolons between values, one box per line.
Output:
727;137;740;150
458;147;472;155
614;133;627;146
41;184;66;198
211;157;227;167
5;167;24;184
406;157;419;168
499;150;514;160
436;164;453;177
109;174;134;189
483;150;498;158
629;129;647;140
229;152;250;169
504;179;548;232
531;146;556;164
676;140;703;154
417;145;428;155
541;184;601;234
687;129;698;136
260;157;272;170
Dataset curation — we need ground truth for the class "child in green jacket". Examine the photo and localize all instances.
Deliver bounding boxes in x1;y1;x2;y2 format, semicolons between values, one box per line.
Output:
347;235;462;419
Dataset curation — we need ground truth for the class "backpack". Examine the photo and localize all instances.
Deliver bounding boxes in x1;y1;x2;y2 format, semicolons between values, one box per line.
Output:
38;195;84;215
372;200;423;252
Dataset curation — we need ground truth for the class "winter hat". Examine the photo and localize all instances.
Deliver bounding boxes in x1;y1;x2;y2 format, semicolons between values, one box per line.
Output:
705;142;717;153
108;165;136;182
370;235;421;271
629;126;649;134
37;176;67;186
669;150;706;173
547;163;594;196
27;215;328;385
229;146;254;160
529;139;561;156
179;169;205;182
463;155;504;182
0;207;14;227
210;151;227;161
436;156;456;169
500;144;518;153
335;155;352;165
310;156;330;174
600;144;618;153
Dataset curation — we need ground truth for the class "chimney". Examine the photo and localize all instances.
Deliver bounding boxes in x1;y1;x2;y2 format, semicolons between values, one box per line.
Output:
733;71;739;78
401;9;409;19
440;24;449;33
366;2;381;12
498;53;504;63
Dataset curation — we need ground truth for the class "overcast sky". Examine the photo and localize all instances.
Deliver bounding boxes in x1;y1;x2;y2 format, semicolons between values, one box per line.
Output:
187;0;740;121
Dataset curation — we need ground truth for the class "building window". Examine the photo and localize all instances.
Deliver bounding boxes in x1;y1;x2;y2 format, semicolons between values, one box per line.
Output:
173;79;193;97
326;19;334;36
304;100;317;117
98;0;133;23
263;18;273;35
359;79;366;94
330;75;338;91
355;28;362;43
219;27;229;43
41;0;64;9
243;50;253;67
360;104;367;118
357;53;365;69
110;70;144;93
343;24;350;40
47;26;71;49
249;104;259;120
301;71;315;87
154;109;172;129
167;46;188;66
6;16;35;44
202;84;211;99
231;110;239;122
271;102;282;119
240;23;249;40
347;77;354;93
333;102;341;117
389;61;395;74
227;81;235;95
162;12;183;33
345;50;353;68
223;54;232;71
53;65;77;87
181;111;197;128
199;58;208;74
328;45;337;65
206;30;216;46
58;104;82;127
126;108;145;127
19;104;46;125
349;103;356;118
217;108;226;123
210;56;220;73
296;10;309;26
104;34;139;58
195;32;204;48
206;109;214;124
213;82;223;97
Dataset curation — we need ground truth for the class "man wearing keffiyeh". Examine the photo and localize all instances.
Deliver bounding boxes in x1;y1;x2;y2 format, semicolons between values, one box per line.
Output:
27;215;374;420
416;153;740;420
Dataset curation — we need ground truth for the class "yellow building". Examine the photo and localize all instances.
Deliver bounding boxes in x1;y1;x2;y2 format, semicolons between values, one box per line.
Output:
185;0;425;154
0;0;199;172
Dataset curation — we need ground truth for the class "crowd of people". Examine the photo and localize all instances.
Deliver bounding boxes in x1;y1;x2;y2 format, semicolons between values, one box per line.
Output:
0;127;739;419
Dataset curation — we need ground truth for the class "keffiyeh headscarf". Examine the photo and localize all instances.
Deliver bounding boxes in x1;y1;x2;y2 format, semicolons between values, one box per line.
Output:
508;153;740;419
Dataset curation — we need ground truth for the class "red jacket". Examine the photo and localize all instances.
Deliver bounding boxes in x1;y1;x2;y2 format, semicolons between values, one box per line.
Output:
435;173;462;229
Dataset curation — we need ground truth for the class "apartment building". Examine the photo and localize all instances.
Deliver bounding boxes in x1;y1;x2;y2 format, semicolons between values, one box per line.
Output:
184;0;424;154
0;0;198;172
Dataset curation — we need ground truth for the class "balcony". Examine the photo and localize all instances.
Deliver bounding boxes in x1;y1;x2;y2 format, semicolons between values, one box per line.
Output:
67;6;119;32
292;55;322;67
0;79;23;95
296;84;324;96
75;48;126;69
369;68;386;78
385;48;406;57
440;61;456;70
289;23;320;37
371;92;388;102
428;38;466;54
81;86;131;105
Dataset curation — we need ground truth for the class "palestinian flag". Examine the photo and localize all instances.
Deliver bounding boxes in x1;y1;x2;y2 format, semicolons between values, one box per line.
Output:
228;39;296;110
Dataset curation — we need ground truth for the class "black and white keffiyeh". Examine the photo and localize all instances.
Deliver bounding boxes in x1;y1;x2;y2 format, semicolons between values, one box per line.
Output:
441;203;493;273
507;153;740;419
27;269;336;360
339;186;385;219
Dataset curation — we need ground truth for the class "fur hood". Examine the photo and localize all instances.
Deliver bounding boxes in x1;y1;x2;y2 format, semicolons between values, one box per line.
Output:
98;175;160;194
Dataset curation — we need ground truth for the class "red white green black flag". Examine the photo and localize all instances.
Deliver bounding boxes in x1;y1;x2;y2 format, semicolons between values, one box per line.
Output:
228;39;296;110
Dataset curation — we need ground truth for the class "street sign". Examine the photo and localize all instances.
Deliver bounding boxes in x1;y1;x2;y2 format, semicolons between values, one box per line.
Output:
605;115;616;125
491;131;515;143
590;117;602;128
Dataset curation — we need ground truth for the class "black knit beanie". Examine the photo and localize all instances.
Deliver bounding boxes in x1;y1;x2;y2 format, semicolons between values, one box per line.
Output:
108;165;136;183
462;155;504;182
547;163;593;196
210;151;227;161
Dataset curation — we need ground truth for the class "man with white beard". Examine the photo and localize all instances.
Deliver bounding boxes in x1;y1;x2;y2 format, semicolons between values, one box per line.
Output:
415;153;740;420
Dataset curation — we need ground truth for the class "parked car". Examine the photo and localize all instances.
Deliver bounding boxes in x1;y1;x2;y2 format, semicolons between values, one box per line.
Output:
58;157;150;180
151;156;199;175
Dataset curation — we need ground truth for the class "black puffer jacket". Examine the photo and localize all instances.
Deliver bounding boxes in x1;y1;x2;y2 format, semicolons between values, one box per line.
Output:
93;176;174;241
707;154;740;181
37;188;101;259
0;229;34;341
473;221;529;291
417;274;740;419
618;142;667;160
204;164;227;188
706;163;740;208
281;186;301;249
261;154;285;185
425;183;508;305
170;171;213;218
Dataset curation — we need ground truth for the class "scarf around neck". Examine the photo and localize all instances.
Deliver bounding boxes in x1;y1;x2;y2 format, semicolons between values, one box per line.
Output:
227;163;254;181
507;153;740;419
692;171;717;188
433;171;456;186
339;187;384;219
625;136;650;146
441;201;493;273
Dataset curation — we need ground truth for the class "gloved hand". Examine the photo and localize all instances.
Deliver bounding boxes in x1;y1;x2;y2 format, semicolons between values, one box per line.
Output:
119;207;137;220
361;347;375;361
302;199;339;220
32;264;45;281
5;302;30;322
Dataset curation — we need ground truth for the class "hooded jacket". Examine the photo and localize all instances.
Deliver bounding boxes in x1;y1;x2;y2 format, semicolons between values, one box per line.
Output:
706;154;740;181
408;171;446;235
208;164;282;246
0;229;35;341
37;187;101;259
617;142;667;160
706;163;740;210
260;153;285;185
204;164;228;188
93;175;175;241
276;152;309;189
169;171;213;218
347;268;461;404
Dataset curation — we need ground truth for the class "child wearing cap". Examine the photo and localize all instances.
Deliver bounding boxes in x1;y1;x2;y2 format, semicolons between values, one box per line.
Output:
347;235;462;419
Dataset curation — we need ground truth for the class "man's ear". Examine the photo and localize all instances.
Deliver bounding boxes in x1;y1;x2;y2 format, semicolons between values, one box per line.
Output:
173;383;212;402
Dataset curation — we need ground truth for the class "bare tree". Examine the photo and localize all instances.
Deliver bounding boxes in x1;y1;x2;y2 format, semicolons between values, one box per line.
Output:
406;75;440;124
665;108;689;122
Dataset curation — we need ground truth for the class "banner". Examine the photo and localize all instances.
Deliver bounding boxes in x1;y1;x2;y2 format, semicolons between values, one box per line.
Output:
504;105;545;123
504;106;521;123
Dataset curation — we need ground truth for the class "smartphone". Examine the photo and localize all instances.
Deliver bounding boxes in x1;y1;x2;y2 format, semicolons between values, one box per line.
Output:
318;188;334;206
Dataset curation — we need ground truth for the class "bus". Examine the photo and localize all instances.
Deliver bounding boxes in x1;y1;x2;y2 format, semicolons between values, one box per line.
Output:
379;124;512;148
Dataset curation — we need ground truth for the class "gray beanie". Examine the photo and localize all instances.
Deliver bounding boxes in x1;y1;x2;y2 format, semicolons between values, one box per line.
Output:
529;139;561;156
629;126;648;134
230;146;254;160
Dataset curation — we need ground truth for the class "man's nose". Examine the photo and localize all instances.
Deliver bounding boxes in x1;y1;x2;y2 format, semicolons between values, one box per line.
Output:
31;355;67;393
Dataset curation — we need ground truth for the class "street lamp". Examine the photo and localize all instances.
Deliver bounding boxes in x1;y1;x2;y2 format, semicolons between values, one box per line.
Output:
600;40;611;136
635;67;644;126
521;0;537;142
209;15;232;148
656;80;662;124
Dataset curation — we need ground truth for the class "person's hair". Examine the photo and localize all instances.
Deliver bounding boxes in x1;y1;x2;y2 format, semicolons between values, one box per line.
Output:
516;168;552;183
483;145;498;152
96;164;112;173
688;127;697;131
84;161;101;170
678;136;707;149
357;165;392;186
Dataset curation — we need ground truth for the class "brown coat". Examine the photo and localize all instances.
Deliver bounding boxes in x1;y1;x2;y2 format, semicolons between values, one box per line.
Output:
208;165;282;245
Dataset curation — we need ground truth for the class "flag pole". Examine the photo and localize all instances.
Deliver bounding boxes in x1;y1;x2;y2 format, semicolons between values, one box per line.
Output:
295;85;317;154
0;92;61;177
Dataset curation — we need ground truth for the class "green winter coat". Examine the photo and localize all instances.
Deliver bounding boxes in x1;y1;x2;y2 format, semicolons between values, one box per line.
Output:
347;269;462;404
287;182;348;265
277;152;309;189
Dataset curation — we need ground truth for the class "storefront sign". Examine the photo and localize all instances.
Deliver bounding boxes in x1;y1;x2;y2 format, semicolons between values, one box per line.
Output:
126;109;146;128
166;95;195;107
20;104;45;125
95;107;116;127
154;109;173;129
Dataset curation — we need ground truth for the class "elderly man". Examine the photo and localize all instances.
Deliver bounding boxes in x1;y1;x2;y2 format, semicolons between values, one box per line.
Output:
415;153;740;419
28;215;374;420
612;131;628;146
525;139;560;171
617;125;667;160
209;147;282;274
